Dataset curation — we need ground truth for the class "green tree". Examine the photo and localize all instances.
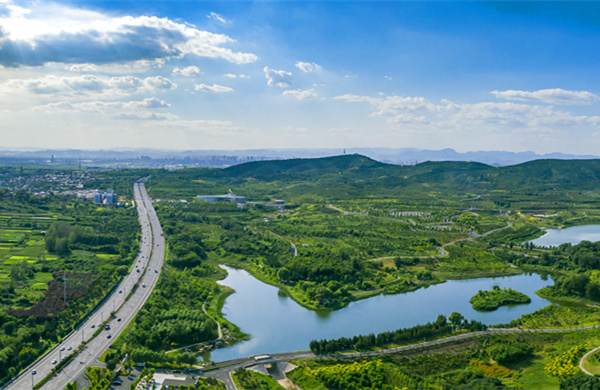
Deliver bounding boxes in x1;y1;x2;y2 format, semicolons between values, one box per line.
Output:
394;257;403;269
449;312;464;327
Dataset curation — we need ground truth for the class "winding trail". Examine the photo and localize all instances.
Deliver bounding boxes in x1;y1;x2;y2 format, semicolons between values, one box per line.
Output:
328;203;514;261
165;298;223;354
580;345;600;376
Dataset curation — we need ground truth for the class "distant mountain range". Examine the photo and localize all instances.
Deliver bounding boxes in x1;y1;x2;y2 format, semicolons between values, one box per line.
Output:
0;147;597;167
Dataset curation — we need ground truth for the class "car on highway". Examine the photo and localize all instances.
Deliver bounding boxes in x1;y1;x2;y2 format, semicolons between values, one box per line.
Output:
155;270;158;273
67;346;72;351
142;284;146;288
119;290;122;293
52;359;57;364
117;318;121;322
107;334;112;339
91;324;95;328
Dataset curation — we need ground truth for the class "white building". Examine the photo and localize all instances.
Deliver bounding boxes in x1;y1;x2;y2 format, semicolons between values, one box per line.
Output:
197;193;246;204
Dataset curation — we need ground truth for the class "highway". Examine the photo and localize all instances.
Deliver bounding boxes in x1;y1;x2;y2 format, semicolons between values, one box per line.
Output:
3;182;164;390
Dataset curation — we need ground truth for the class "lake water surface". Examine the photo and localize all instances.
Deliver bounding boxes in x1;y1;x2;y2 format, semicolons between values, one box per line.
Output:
206;267;554;362
529;225;600;247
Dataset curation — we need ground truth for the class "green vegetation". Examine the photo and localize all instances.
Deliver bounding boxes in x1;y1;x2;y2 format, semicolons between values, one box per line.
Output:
288;352;518;390
110;225;246;367
8;156;600;388
506;305;600;330
0;187;138;386
309;313;485;354
559;375;600;390
489;341;534;365
292;328;600;390
470;286;531;311
83;366;112;390
232;368;286;390
581;349;600;376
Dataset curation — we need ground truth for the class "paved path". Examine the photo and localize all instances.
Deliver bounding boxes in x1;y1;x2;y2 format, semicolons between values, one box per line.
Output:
203;324;600;390
580;345;600;376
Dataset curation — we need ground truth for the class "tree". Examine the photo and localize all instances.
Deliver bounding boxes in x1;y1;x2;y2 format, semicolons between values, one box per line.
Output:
394;257;403;270
277;267;290;281
449;312;464;327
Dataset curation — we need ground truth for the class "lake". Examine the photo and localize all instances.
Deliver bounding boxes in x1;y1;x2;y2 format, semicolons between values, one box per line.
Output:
529;224;600;247
205;266;554;362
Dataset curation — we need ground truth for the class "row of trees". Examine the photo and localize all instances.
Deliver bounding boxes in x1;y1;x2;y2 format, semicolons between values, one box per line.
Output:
309;313;486;354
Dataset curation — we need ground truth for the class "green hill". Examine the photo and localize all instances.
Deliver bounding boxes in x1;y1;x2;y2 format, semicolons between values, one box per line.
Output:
149;154;600;206
220;154;387;180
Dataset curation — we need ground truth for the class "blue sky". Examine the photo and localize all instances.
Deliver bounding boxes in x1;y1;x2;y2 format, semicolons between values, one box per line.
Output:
1;1;600;154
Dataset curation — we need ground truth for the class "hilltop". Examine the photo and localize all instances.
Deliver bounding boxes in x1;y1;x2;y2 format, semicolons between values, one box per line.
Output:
220;154;387;180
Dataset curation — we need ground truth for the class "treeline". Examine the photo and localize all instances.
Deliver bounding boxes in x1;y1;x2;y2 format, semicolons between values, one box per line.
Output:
45;220;135;257
496;240;600;302
551;273;600;301
498;240;600;271
309;313;486;354
130;348;197;365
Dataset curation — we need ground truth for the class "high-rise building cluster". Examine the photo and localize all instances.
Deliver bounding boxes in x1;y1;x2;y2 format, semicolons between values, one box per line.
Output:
93;189;117;206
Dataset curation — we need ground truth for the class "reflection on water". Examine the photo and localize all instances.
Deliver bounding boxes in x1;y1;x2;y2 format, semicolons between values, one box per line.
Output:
205;266;557;362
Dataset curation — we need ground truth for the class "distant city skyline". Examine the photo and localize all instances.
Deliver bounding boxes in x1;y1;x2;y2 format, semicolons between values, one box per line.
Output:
1;1;600;154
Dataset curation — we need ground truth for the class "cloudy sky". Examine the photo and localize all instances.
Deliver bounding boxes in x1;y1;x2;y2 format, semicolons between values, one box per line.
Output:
1;1;600;153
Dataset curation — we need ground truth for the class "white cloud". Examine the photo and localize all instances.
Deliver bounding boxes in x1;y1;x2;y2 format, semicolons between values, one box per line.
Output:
67;64;98;72
194;83;234;93
207;12;229;24
295;61;321;73
0;2;257;67
172;66;201;77
492;88;600;105
34;97;170;113
263;66;292;87
0;75;177;97
384;75;393;81
283;89;317;100
223;73;250;79
335;93;600;129
114;112;178;121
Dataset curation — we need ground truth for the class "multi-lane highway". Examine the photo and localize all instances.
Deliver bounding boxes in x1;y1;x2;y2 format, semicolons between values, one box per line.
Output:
3;182;164;390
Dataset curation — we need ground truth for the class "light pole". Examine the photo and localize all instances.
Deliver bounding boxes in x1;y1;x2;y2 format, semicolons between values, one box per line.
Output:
31;370;36;390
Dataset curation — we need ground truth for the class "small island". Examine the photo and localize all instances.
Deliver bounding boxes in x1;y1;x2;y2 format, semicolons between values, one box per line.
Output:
469;286;531;311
